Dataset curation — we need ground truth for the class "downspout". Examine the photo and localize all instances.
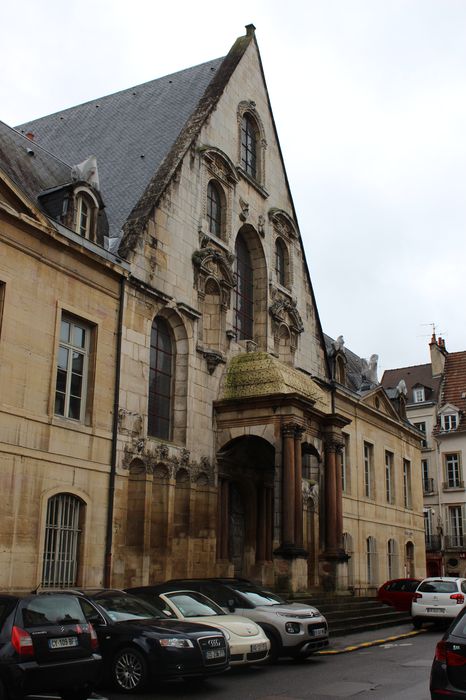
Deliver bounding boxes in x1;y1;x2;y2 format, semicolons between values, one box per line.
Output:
104;276;125;587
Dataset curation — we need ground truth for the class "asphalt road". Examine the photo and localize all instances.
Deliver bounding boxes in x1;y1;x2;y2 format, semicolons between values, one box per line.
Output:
104;626;442;699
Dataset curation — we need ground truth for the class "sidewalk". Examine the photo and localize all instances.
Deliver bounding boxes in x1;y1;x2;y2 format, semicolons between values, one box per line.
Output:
317;623;425;655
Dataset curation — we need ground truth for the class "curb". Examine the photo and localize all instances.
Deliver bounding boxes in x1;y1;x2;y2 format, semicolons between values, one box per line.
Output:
316;628;426;655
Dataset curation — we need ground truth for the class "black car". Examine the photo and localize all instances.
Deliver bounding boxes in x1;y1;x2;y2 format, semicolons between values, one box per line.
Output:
66;589;229;693
0;593;101;700
431;606;466;699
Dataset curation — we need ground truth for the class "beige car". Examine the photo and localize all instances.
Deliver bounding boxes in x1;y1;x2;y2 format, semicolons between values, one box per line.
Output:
135;589;270;665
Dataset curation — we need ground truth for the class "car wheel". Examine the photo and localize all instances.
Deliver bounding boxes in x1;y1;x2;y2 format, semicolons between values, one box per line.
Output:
112;646;148;693
61;685;91;700
412;618;422;630
265;633;281;663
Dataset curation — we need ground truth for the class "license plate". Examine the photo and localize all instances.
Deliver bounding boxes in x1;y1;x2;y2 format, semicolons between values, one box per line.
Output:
49;636;78;649
205;648;226;660
312;628;326;637
426;607;445;613
251;642;268;652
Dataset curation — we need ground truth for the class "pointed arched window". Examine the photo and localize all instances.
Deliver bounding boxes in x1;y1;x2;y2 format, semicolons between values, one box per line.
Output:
148;317;173;440
234;233;254;340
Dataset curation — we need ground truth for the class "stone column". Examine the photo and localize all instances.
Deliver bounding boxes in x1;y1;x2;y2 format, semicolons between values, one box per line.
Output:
324;441;338;554
294;426;305;549
266;487;273;561
335;446;344;550
219;478;229;560
256;485;267;561
282;423;296;547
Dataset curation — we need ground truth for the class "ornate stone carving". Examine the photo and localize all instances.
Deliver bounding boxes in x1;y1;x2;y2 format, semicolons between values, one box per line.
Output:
239;197;249;222
121;439;215;484
196;346;226;374
269;289;304;351
268;208;298;239
199;147;239;187
257;214;266;237
192;243;235;307
118;409;143;437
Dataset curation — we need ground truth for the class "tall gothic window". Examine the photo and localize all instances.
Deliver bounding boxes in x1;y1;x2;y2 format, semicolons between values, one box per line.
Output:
207;181;222;237
148;317;173;440
241;114;257;178
234;233;253;340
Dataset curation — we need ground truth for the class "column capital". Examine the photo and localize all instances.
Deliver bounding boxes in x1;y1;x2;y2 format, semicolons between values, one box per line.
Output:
325;438;344;454
281;421;305;437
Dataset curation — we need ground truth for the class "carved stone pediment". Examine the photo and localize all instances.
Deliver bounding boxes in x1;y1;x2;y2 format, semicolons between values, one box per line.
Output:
199;146;239;187
192;240;235;307
268;208;298;239
269;289;304;334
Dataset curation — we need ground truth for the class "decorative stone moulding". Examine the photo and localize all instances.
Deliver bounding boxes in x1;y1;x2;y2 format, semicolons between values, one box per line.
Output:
192;242;235;307
196;345;226;374
199;146;239;187
268;208;298;239
122;439;214;484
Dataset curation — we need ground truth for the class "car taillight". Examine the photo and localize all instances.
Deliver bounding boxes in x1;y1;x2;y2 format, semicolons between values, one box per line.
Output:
413;592;423;600
450;593;465;604
89;623;98;651
11;626;34;657
447;649;466;667
435;640;447;662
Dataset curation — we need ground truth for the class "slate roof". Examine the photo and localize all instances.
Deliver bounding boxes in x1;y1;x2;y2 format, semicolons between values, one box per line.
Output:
0;119;72;204
441;351;466;430
324;334;378;393
15;58;224;248
381;364;441;404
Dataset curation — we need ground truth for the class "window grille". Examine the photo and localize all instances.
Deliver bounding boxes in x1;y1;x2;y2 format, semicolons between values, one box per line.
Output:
42;494;82;587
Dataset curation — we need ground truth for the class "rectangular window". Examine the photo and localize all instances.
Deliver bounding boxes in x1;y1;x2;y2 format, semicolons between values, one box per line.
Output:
442;414;458;432
413;388;425;403
364;442;374;499
403;459;412;509
0;281;5;341
413;421;427;448
55;316;90;422
385;451;394;504
445;453;462;489
449;506;464;548
422;459;433;493
424;509;433;544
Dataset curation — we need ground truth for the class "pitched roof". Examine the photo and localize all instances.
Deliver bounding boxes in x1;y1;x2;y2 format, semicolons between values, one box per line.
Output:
16;57;225;249
441;351;466;429
381;363;442;402
0;120;72;203
324;334;378;393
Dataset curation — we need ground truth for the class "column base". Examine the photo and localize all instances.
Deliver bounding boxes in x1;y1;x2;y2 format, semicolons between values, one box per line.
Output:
273;555;309;594
273;543;308;559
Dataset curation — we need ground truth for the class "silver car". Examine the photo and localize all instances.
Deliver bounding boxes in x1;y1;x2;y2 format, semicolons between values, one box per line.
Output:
411;577;466;628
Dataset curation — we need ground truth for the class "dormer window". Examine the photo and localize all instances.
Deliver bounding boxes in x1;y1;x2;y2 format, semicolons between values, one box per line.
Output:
73;188;98;241
442;414;458;432
413;387;425;403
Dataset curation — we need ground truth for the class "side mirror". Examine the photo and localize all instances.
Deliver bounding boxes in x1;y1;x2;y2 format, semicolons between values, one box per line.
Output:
227;599;236;612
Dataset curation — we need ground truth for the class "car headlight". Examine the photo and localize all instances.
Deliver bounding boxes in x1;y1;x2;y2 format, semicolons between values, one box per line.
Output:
222;630;231;641
276;611;318;619
285;622;301;634
159;638;194;648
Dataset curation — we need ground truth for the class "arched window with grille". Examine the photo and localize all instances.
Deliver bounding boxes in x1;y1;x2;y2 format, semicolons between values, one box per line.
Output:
148;317;174;440
366;536;378;586
207;181;223;237
234;233;254;340
387;538;398;579
41;493;83;587
241;114;258;178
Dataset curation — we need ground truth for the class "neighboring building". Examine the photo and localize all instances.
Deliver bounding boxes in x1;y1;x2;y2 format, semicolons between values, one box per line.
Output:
0;26;424;595
382;335;466;578
0;122;127;592
326;336;425;593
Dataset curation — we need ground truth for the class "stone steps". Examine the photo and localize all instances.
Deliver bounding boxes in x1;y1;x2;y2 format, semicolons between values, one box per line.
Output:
292;595;411;636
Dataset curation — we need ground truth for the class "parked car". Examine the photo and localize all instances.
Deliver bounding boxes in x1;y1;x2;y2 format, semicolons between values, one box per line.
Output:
0;592;101;700
377;578;421;611
126;586;270;665
59;589;229;693
412;577;466;628
144;578;328;661
430;606;466;699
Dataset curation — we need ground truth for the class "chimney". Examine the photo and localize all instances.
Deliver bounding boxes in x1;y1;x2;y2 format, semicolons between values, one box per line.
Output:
25;132;35;141
430;335;447;377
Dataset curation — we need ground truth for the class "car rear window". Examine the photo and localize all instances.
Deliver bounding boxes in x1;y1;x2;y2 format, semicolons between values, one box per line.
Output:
21;596;85;627
418;581;457;594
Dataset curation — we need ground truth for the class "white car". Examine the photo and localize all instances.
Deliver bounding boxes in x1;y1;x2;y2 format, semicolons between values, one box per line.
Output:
411;577;466;628
132;588;270;665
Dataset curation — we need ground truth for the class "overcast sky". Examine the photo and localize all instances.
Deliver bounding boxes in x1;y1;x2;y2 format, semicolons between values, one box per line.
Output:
3;0;466;375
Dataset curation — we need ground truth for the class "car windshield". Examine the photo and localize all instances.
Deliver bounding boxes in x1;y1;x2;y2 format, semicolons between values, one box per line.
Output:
418;581;458;594
95;594;164;621
166;592;225;618
232;584;285;606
